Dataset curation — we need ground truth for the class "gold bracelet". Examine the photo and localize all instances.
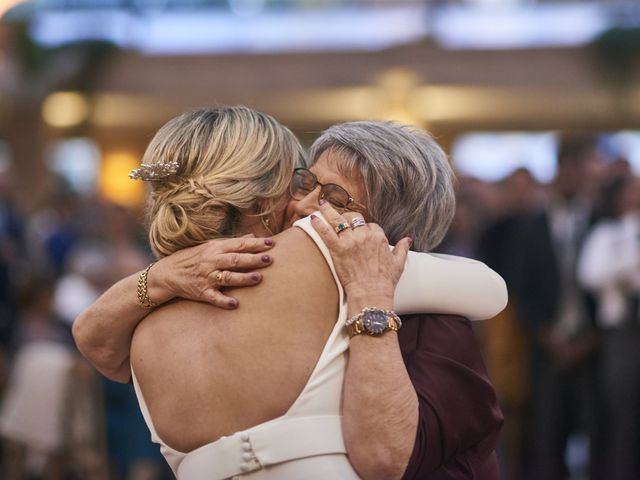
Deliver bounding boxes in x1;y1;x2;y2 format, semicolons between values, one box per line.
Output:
137;263;160;309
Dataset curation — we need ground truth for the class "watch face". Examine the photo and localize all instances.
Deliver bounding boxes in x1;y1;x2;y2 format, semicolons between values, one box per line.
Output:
362;310;389;335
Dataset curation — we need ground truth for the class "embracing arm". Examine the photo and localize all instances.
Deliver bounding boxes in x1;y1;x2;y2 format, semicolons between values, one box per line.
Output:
311;206;507;480
394;251;508;320
311;206;416;480
72;237;275;383
73;271;156;382
343;294;418;480
342;255;506;479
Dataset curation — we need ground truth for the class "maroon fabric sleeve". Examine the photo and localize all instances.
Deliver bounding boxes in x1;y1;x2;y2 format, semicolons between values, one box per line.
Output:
398;314;503;480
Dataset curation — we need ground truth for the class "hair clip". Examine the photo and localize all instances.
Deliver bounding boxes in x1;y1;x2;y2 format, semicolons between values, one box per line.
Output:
128;162;180;181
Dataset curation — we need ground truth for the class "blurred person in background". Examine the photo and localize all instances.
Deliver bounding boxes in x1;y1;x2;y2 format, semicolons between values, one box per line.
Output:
0;170;24;396
436;186;479;258
96;204;170;480
477;167;540;480
55;204;168;480
578;173;640;480
74;107;507;480
35;192;81;277
512;135;602;480
53;244;112;327
21;193;168;480
0;278;77;479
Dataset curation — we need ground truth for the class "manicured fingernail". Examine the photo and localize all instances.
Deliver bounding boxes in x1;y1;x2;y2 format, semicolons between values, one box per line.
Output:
408;237;413;247
228;299;238;308
251;273;261;281
319;199;326;205
264;239;273;246
310;214;317;220
262;255;271;263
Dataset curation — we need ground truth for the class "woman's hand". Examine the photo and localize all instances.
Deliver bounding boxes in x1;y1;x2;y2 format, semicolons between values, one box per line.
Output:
312;202;417;480
147;235;275;309
310;202;411;305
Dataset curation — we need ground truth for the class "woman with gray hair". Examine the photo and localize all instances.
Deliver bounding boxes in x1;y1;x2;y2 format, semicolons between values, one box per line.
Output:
289;121;504;479
74;109;506;479
305;121;455;252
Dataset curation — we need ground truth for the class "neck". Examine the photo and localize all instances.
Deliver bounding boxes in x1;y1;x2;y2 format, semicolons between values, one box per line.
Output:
237;213;273;237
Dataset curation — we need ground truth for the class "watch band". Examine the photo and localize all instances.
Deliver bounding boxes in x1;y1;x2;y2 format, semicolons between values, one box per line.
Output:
345;307;402;338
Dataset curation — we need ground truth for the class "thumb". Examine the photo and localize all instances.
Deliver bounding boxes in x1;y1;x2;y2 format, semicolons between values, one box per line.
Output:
392;237;412;265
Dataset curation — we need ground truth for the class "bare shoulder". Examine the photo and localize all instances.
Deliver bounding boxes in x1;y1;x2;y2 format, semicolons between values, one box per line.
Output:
128;226;341;449
239;225;337;304
133;226;337;347
272;226;325;269
272;225;322;262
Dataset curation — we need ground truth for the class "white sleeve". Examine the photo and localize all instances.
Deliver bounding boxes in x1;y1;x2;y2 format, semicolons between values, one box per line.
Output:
393;251;508;321
578;221;640;291
578;224;615;291
294;214;508;321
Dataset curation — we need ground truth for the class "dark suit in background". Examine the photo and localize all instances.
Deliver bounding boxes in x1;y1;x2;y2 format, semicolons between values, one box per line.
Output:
514;206;600;480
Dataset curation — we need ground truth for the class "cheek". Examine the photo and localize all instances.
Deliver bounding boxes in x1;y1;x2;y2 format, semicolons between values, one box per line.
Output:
284;197;301;227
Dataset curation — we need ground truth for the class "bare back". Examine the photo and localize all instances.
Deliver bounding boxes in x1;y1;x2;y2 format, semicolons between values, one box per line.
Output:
130;227;339;453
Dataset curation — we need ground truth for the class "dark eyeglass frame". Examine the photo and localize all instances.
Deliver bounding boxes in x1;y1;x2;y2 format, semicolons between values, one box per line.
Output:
289;168;367;214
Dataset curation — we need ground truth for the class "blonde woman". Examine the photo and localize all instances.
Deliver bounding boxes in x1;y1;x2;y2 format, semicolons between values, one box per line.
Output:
74;106;506;479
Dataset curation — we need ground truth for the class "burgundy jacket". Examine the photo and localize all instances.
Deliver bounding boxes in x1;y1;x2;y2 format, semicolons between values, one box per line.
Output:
398;314;503;480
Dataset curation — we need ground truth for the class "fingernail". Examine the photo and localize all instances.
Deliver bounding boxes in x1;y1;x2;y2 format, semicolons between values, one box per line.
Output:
264;239;274;246
228;299;238;308
319;199;326;206
251;273;261;281
262;255;271;263
310;214;317;220
408;237;414;247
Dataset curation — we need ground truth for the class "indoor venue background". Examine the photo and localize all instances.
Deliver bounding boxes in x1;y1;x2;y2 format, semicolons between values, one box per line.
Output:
0;1;639;479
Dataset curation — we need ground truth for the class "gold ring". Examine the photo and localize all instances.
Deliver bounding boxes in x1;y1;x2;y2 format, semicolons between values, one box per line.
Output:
335;222;350;234
215;271;224;286
350;217;366;229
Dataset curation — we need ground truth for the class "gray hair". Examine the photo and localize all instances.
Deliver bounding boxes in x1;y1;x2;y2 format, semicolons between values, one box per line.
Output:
310;121;455;252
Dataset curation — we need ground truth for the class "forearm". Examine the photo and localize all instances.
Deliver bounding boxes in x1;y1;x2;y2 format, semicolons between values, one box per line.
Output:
394;252;507;320
72;265;173;383
343;295;419;480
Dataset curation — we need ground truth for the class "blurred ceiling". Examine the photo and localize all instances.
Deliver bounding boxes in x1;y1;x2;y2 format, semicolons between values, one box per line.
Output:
75;41;640;139
0;0;639;206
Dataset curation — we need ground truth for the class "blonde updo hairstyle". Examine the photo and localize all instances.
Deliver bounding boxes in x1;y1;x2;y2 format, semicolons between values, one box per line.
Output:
144;106;304;258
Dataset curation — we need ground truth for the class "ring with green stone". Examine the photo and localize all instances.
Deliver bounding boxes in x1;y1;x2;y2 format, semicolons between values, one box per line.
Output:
335;222;350;234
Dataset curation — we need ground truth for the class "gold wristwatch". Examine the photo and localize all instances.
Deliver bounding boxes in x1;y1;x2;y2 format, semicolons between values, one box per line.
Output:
345;307;402;337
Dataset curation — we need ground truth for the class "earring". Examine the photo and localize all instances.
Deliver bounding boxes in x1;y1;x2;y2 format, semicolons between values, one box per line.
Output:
261;215;273;235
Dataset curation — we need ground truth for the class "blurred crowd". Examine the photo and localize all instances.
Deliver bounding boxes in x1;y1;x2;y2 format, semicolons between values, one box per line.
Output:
440;135;640;480
0;175;172;479
0;133;638;480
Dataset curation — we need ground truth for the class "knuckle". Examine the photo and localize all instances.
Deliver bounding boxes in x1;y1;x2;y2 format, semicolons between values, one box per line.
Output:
230;253;241;268
222;271;234;284
206;239;221;253
205;289;218;303
343;239;355;250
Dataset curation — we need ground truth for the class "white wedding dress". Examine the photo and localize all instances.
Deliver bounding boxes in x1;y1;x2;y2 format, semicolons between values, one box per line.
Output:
132;215;507;480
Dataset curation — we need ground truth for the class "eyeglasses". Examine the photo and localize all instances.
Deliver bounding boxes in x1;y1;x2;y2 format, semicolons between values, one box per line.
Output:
289;168;366;213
